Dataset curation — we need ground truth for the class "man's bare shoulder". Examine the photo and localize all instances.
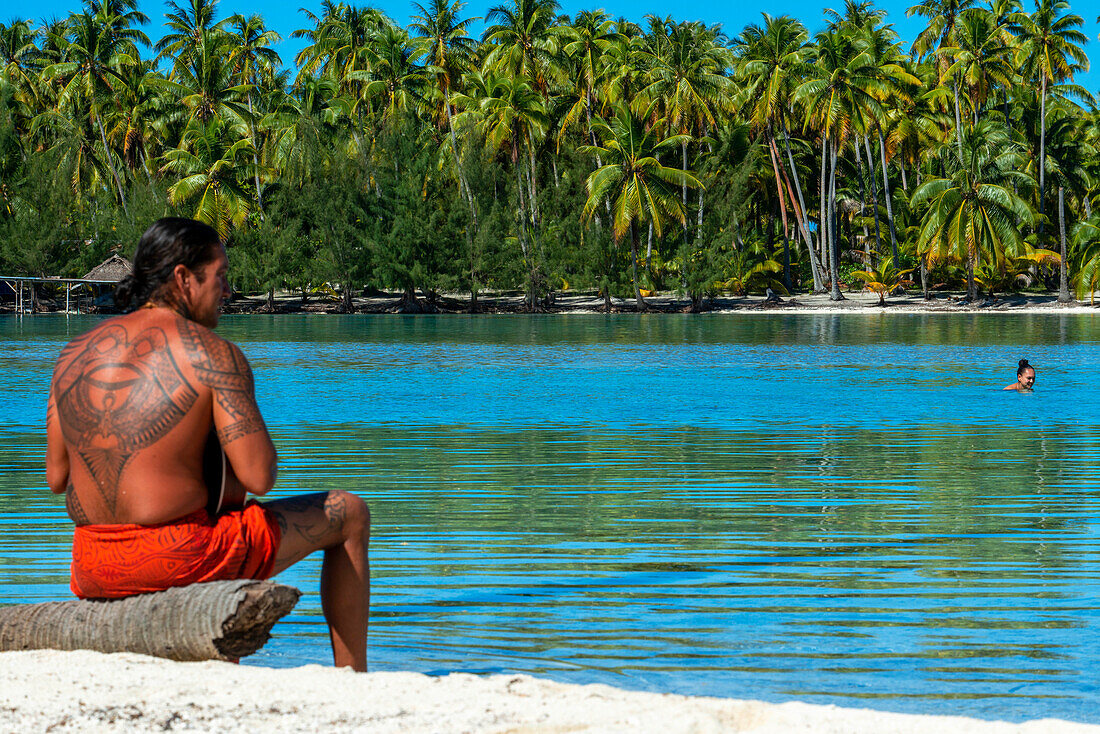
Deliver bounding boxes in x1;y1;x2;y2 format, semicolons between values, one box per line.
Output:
171;315;252;382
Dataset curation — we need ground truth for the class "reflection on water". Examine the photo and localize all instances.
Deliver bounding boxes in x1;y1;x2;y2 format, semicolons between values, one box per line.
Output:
2;314;1100;722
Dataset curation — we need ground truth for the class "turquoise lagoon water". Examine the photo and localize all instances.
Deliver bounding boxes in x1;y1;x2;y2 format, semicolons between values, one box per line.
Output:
2;313;1100;723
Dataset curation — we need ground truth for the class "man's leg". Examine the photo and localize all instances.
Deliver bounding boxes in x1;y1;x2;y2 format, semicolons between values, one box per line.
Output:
265;491;370;671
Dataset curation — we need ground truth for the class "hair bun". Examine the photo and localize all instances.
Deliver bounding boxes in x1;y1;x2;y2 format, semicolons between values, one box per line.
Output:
1019;359;1030;369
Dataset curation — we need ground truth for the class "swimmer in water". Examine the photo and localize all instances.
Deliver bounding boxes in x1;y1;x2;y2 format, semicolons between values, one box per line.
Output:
1004;359;1036;391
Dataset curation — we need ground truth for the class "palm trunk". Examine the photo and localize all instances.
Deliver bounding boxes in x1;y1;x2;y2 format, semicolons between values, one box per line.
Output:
681;139;689;254
630;220;646;310
445;94;477;227
828;138;844;301
1038;75;1047;235
877;129;899;262
247;93;263;214
1059;185;1070;302
779;119;824;291
0;580;299;662
767;131;790;243
852;139;872;261
96;113;128;216
952;80;964;157
862;136;883;263
646;222;654;267
819;136;828;269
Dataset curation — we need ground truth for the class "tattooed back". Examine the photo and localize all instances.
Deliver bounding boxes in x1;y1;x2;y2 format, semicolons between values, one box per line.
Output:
45;308;277;526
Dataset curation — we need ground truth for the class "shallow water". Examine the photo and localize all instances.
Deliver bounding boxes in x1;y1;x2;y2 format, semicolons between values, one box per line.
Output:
3;313;1100;722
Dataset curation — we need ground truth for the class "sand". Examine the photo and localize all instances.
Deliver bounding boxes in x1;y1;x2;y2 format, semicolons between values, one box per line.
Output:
1;650;1097;733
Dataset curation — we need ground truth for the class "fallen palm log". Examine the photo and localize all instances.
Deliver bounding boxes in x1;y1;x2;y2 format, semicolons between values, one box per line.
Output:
0;580;300;662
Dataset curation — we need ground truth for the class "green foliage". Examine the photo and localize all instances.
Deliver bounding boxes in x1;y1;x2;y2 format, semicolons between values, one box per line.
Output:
2;0;1100;305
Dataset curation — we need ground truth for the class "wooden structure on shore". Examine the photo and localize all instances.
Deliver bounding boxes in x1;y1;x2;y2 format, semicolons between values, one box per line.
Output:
1;254;131;314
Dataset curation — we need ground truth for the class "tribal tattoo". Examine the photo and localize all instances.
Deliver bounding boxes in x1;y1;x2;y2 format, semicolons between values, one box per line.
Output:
178;320;265;444
53;324;198;514
65;481;90;526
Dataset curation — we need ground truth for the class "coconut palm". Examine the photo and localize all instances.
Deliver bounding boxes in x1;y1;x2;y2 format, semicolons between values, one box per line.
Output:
1042;110;1093;301
453;69;548;305
225;14;280;211
734;14;825;290
911;120;1035;300
795;27;885;300
581;102;702;310
44;8;146;210
410;0;477;211
162;118;255;238
851;256;914;304
907;0;979;152
1012;0;1089;234
481;0;562;93
155;0;224;69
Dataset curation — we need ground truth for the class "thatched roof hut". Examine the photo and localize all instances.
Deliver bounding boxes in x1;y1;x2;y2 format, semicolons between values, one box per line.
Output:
83;254;132;282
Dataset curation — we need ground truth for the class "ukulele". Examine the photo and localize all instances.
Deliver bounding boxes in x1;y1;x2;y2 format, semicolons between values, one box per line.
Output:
202;430;247;515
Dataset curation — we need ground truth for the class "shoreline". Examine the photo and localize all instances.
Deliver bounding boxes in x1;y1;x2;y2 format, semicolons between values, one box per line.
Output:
2;650;1098;733
5;290;1100;316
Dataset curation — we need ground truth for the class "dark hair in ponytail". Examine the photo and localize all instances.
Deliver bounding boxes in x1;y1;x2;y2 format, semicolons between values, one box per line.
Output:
1017;359;1033;376
114;218;220;313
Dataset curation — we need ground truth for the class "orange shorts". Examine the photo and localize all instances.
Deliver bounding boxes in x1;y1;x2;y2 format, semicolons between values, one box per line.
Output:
70;501;282;599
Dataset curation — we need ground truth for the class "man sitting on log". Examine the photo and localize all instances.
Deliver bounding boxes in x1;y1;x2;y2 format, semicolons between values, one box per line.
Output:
45;217;371;671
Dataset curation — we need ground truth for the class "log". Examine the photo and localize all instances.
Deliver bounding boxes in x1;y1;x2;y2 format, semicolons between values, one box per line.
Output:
0;580;300;662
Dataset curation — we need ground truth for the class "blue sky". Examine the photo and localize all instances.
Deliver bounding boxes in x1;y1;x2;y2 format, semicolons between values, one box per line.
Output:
8;0;1100;94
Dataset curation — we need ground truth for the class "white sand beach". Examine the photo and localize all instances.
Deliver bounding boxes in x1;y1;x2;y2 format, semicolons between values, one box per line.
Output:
1;650;1097;733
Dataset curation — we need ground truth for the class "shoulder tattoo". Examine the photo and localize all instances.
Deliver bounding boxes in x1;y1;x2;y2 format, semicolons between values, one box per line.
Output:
178;320;266;444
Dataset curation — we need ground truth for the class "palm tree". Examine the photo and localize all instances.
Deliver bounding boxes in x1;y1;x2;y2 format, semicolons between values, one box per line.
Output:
851;256;914;304
795;27;885;300
44;8;146;211
1012;0;1089;235
162;118;255;239
911;120;1035;300
907;0;979;154
155;0;224;69
410;0;477;213
293;3;390;91
581;102;702;310
1042;110;1093;302
453;70;548;306
734;14;824;291
481;0;562;93
227;13;281;211
940;9;1015;125
160;28;251;130
349;25;426;130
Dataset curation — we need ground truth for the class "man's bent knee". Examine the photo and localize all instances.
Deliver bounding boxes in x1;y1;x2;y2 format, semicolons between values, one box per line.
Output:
327;490;370;542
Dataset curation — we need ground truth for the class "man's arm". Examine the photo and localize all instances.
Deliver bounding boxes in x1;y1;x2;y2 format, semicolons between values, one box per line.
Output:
45;394;69;495
180;323;277;495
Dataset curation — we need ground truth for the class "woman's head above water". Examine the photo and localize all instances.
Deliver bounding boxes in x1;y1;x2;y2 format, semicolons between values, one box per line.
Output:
1013;359;1036;391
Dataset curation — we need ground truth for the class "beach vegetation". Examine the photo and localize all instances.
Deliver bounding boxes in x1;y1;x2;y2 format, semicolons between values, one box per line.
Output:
2;0;1100;304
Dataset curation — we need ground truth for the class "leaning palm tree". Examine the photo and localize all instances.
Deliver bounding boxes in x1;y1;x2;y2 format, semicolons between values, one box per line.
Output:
734;14;825;291
795;27;885;300
581;102;702;311
911;120;1035;300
